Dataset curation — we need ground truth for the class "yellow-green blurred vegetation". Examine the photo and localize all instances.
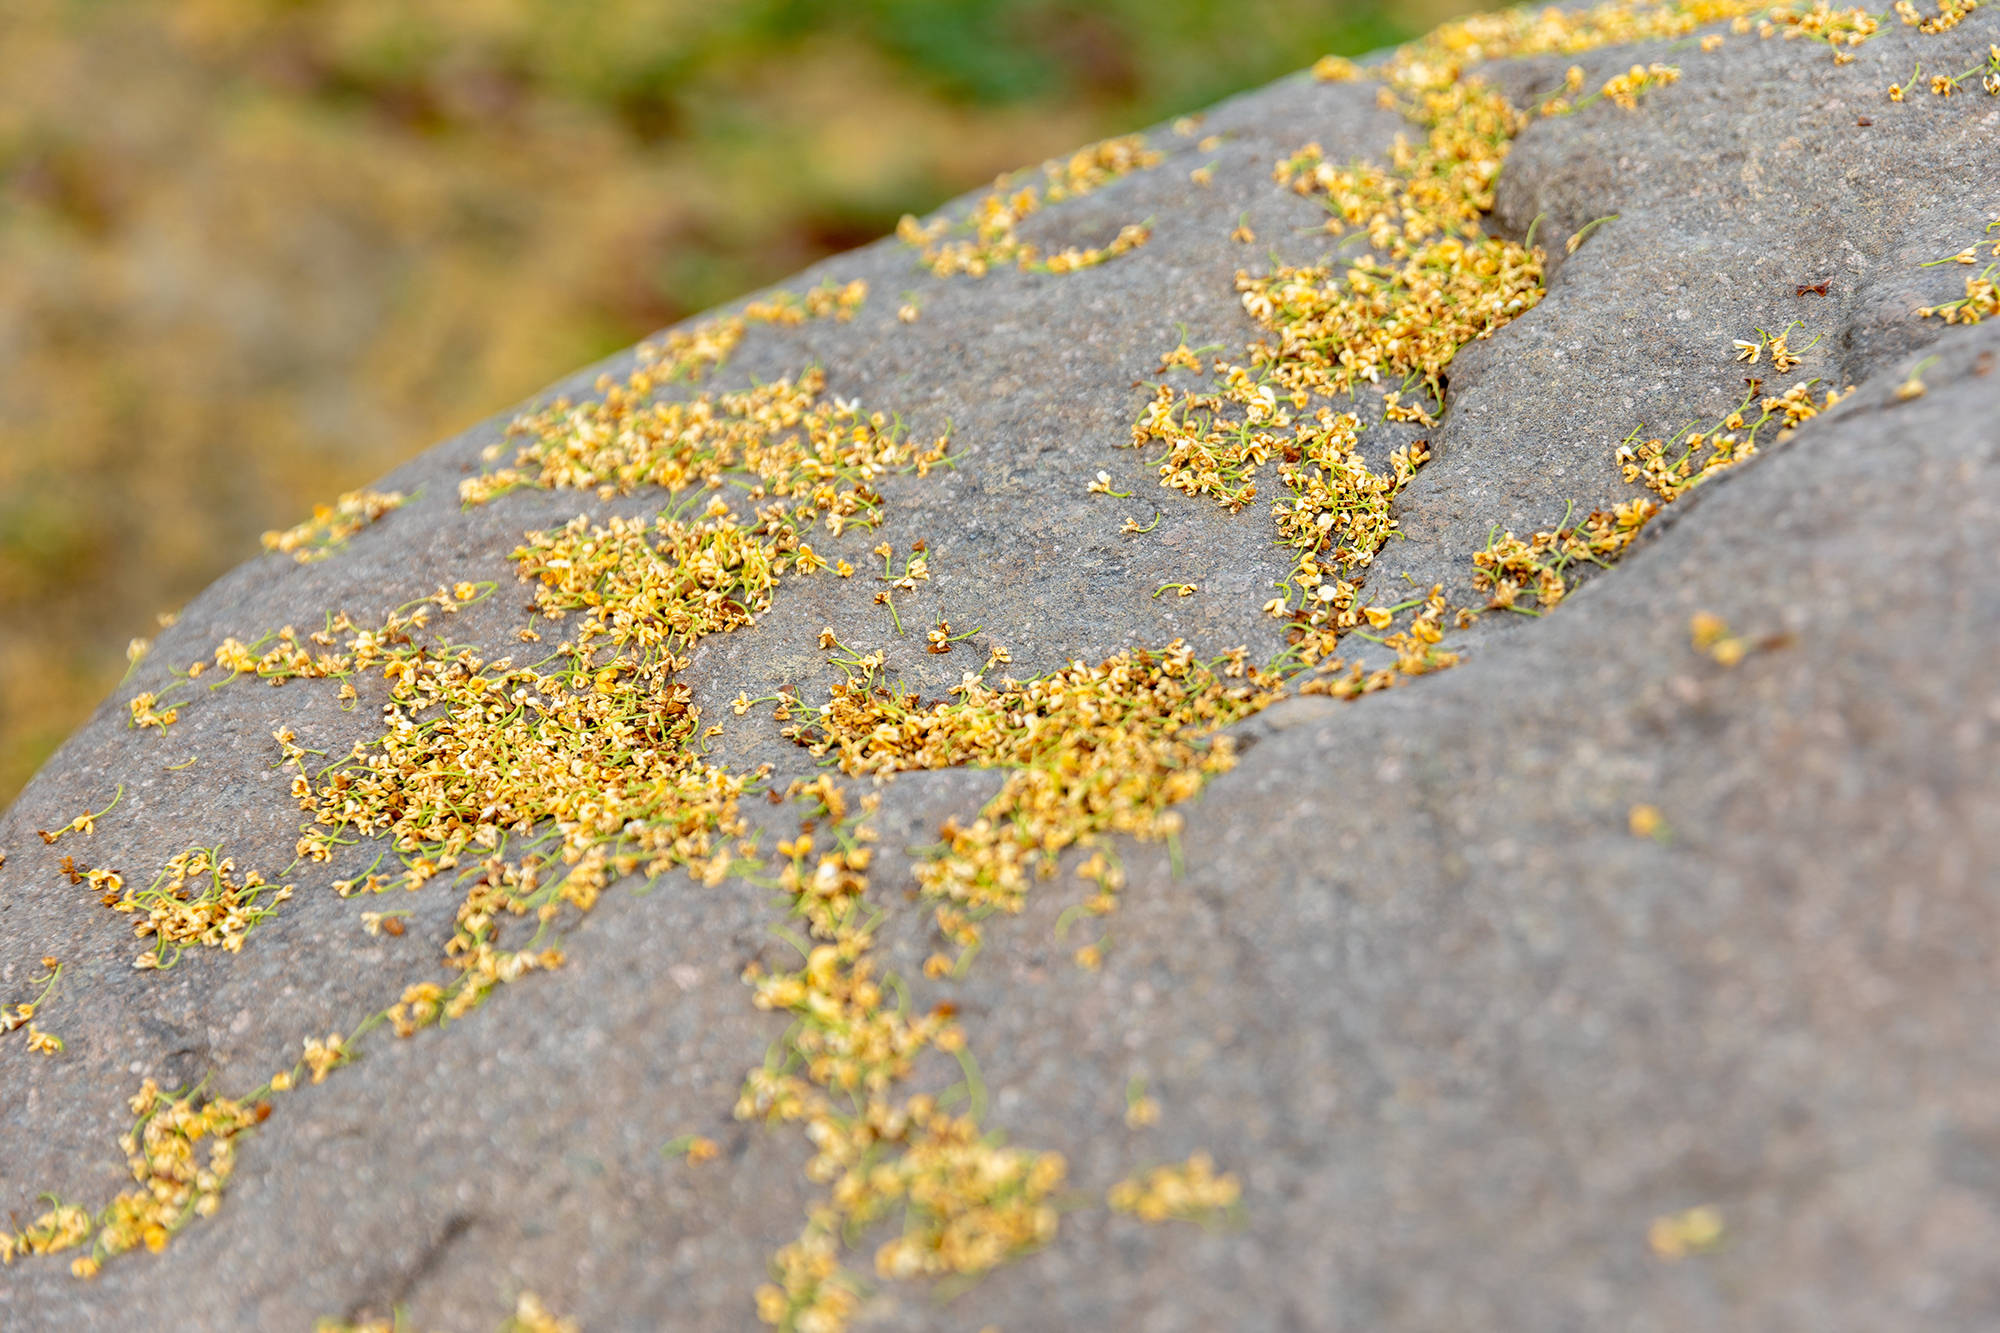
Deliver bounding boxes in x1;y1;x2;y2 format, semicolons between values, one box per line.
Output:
0;0;1467;804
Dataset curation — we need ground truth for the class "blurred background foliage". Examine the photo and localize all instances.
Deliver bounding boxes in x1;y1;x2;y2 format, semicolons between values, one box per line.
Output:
0;0;1467;803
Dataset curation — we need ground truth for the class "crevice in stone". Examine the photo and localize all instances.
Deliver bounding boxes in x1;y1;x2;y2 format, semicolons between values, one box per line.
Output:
345;1210;481;1323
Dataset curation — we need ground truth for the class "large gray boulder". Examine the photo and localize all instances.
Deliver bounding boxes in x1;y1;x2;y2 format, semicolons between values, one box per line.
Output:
4;6;1999;1330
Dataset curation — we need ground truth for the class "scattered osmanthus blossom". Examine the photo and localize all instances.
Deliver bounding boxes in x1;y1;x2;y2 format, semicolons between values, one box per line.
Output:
10;0;1956;1318
1108;1152;1242;1222
263;490;407;563
897;135;1163;277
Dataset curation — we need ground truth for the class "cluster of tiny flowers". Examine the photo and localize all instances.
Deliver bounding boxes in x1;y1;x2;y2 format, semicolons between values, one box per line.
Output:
1387;0;1834;68
1135;12;1562;677
1649;1204;1726;1259
467;365;945;515
498;371;947;676
275;636;755;1030
1372;583;1462;678
262;489;407;564
732;782;1067;1333
1922;268;2000;321
1122;0;1918;762
1895;0;1980;33
1690;611;1752;666
0;1199;89;1269
127;688;179;729
1472;501;1662;611
750;1101;1065;1331
107;845;293;970
118;583;497;738
517;504;817;681
1265;79;1541;391
786;641;1280;969
1268;416;1436;663
0;1078;268;1276
1107;1152;1242;1222
1768;0;1882;53
0;956;65;1058
650;280;865;383
463;280;871;508
1918;226;2000;322
896;135;1161;276
1599;61;1683;107
1475;350;1852;610
1620;345;1851;503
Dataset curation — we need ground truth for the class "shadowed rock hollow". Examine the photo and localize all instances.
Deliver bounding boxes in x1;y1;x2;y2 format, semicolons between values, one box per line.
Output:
4;3;1999;1330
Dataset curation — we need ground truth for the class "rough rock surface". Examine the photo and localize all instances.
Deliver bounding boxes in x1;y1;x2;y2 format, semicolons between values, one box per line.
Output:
4;10;2000;1332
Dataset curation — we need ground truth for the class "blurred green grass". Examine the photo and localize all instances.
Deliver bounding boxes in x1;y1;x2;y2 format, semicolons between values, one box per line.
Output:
0;0;1466;804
